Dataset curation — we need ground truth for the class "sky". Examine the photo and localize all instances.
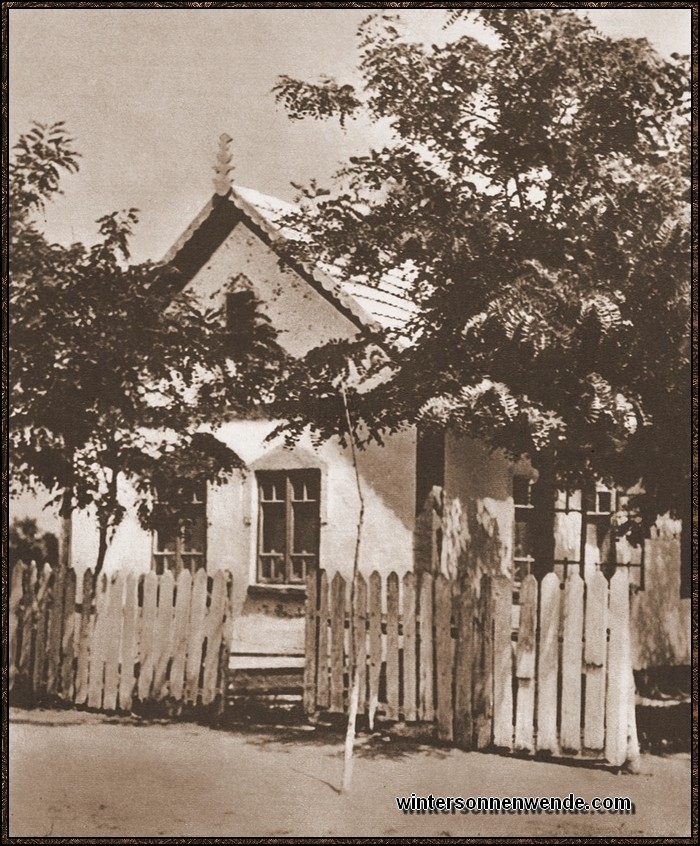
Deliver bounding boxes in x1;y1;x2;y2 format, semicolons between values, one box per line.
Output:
9;7;692;264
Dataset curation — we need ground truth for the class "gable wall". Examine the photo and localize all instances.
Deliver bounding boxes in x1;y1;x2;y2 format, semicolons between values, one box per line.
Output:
183;222;358;357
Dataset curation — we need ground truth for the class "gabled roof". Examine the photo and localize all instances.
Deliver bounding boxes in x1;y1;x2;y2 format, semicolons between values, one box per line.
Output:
161;185;418;342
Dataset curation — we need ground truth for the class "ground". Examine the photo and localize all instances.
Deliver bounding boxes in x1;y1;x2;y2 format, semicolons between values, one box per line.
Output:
9;707;692;839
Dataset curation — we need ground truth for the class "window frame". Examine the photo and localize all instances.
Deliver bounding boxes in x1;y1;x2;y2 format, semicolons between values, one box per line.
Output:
256;469;321;586
151;483;207;576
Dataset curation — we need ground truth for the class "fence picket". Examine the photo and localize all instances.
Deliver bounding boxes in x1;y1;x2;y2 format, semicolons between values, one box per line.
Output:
46;566;66;696
202;570;228;706
303;569;318;715
453;579;475;748
137;571;158;702
216;573;234;711
560;572;584;752
583;570;608;750
75;569;95;706
87;573;109;709
118;573;138;711
18;563;39;686
354;573;368;714
9;562;26;689
368;571;382;728
514;575;537;752
401;572;417;722
10;565;234;713
474;575;493;749
418;572;434;722
385;572;400;721
169;570;192;702
152;571;175;700
606;569;629;767
103;572;125;711
536;572;561;753
184;569;209;705
31;567;52;697
317;570;330;710
60;568;77;701
435;573;454;741
492;575;513;750
329;573;345;712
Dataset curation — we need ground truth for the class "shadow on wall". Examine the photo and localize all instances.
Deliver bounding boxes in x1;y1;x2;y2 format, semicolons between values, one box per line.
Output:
355;430;417;533
631;537;690;670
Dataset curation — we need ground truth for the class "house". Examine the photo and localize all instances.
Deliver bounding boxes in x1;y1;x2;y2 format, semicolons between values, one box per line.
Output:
12;137;690;675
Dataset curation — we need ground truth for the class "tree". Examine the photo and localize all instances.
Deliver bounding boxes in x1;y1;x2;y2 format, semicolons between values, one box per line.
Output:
272;10;691;573
9;518;59;572
10;122;284;574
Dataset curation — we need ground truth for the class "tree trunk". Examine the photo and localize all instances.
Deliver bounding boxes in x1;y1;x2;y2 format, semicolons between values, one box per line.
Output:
94;523;109;577
530;452;557;581
59;486;72;570
94;468;119;577
340;381;364;794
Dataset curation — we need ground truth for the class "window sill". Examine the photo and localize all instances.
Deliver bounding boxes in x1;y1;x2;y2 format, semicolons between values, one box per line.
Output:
248;583;307;599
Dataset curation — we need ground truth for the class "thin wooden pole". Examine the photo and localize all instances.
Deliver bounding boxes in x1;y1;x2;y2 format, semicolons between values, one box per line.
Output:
340;379;365;794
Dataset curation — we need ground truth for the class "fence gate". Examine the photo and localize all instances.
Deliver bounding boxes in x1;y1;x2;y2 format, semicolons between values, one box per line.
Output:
9;563;234;713
304;567;638;767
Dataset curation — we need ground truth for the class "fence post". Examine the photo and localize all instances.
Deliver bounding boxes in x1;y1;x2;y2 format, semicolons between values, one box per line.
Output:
536;572;560;754
329;572;346;712
385;572;400;721
368;571;382;729
606;569;630;767
354;573;368;715
402;571;417;722
317;570;330;710
9;562;26;690
473;574;493;749
560;572;584;753
418;572;434;722
453;577;475;748
434;573;454;741
60;567;77;701
492;574;513;750
514;574;537;752
303;568;318;716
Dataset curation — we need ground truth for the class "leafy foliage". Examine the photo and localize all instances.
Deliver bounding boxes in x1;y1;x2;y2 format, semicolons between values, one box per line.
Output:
9;517;59;570
273;10;690;528
10;123;285;571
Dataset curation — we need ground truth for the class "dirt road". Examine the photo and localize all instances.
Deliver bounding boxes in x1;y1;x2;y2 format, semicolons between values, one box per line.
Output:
8;707;692;838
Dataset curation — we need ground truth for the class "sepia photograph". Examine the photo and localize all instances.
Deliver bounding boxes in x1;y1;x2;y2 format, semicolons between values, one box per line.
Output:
5;3;695;840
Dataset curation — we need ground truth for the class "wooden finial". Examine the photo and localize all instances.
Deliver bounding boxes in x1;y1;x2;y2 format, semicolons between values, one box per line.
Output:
213;133;234;196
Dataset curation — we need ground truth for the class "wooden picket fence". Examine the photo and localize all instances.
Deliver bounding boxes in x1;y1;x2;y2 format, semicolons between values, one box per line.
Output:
9;562;234;713
304;567;637;766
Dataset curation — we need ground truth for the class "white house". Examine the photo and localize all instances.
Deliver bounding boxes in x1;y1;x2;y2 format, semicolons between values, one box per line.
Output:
12;139;690;673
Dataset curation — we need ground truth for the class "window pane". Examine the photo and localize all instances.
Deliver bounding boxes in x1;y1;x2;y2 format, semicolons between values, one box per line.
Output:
514;519;533;559
290;555;313;583
155;528;177;554
554;511;582;561
261;502;286;553
270;556;286;583
259;473;285;501
292;501;319;555
180;511;205;552
513;477;532;506
291;471;319;501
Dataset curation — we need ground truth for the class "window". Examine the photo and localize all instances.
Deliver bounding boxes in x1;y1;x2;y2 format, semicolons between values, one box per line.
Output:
225;288;259;357
257;470;320;585
512;477;644;588
152;483;207;575
513;475;535;586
